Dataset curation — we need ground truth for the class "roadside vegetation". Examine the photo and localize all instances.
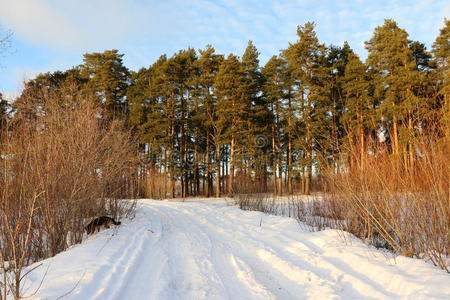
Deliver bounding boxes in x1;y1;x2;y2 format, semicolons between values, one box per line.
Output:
237;136;449;272
0;86;138;299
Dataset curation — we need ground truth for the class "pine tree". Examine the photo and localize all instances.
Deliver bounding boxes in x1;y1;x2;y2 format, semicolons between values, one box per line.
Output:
284;22;328;194
127;68;151;131
140;55;178;197
341;47;372;168
192;46;224;196
432;19;450;70
365;19;419;167
262;55;292;195
322;43;352;173
432;19;450;140
214;54;250;194
163;49;197;197
241;41;271;189
81;50;130;120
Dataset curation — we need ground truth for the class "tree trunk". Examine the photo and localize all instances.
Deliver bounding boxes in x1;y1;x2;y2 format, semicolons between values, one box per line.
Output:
408;115;414;172
287;136;293;195
206;130;211;197
228;137;235;195
277;161;283;196
305;149;312;195
215;143;221;197
359;124;365;169
169;122;175;198
392;115;399;156
271;124;277;195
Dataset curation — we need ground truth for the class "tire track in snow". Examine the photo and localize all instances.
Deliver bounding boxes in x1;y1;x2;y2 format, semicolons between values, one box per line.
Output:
78;209;168;300
107;208;171;300
154;204;276;300
75;221;151;299
174;206;342;299
162;205;277;300
26;200;450;300
172;204;413;300
159;206;221;300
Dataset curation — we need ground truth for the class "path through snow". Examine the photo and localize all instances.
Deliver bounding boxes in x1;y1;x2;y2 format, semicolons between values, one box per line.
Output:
23;199;450;299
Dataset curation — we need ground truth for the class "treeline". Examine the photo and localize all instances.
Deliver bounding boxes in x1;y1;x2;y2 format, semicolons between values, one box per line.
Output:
2;19;449;199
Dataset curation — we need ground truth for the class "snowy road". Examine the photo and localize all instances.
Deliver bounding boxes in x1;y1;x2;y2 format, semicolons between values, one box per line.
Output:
24;199;450;300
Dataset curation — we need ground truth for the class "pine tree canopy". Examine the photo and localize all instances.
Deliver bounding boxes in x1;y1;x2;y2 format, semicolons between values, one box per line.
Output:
6;18;449;197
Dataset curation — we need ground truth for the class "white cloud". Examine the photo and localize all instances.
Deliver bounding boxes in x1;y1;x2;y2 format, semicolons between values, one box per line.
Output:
0;0;143;51
0;0;83;49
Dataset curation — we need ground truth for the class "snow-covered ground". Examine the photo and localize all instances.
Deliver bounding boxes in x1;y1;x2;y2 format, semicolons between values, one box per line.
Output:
21;199;450;300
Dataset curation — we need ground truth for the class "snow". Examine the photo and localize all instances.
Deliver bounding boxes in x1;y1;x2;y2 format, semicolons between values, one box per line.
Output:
20;199;450;300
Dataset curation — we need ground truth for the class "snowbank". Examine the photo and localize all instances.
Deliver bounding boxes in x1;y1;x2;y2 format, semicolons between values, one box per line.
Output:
19;199;450;299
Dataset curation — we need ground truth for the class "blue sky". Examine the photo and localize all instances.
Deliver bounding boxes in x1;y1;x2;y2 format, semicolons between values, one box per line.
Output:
0;0;448;99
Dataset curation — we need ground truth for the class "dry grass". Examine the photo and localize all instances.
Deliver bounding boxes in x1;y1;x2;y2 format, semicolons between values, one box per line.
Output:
143;168;169;199
324;139;449;272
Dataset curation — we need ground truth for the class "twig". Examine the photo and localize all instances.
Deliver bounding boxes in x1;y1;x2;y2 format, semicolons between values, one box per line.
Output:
55;270;87;300
21;263;50;299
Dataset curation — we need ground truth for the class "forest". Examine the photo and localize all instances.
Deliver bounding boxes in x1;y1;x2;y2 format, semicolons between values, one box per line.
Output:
4;19;447;198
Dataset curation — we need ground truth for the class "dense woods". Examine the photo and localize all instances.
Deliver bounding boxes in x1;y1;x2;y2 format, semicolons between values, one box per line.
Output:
4;20;448;199
1;18;448;200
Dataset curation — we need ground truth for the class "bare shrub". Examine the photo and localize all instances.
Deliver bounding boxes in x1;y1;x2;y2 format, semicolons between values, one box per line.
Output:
0;89;138;298
236;193;277;215
235;193;334;230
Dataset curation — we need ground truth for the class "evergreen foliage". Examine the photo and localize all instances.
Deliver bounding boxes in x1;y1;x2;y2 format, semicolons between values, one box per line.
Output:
81;49;130;119
6;19;449;197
